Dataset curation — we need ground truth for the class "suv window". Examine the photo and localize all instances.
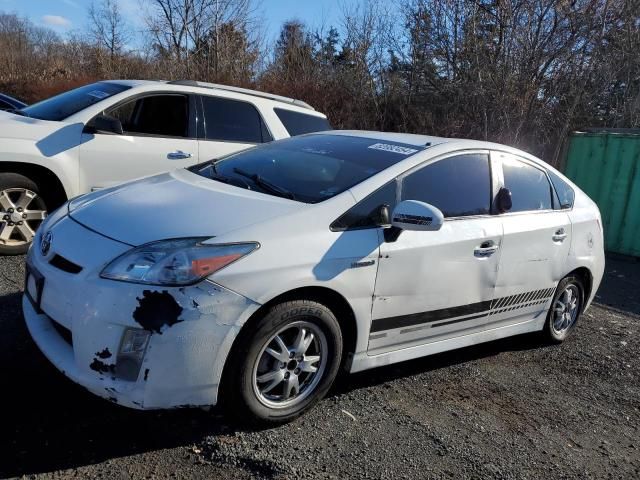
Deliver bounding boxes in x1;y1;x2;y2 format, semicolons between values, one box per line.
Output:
502;156;552;212
274;108;332;136
106;95;189;137
331;181;397;230
21;82;131;121
201;96;270;143
401;154;491;217
548;170;575;209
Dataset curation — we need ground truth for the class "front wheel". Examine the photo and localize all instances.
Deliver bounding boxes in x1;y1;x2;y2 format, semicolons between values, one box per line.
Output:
543;275;584;343
224;300;343;425
0;173;48;255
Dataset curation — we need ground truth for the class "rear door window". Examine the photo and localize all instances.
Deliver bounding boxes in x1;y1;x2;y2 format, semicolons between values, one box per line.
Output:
502;156;553;212
201;96;271;143
274;108;332;136
401;153;492;217
106;94;189;137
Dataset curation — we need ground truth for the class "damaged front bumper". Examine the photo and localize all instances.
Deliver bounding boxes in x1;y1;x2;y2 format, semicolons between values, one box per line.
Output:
23;218;261;410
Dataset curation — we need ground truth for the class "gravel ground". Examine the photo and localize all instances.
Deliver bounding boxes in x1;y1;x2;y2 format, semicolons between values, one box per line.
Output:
1;254;638;479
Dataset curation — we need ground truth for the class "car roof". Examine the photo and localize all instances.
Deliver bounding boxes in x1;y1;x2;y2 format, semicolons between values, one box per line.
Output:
319;130;448;147
103;79;320;114
319;130;546;164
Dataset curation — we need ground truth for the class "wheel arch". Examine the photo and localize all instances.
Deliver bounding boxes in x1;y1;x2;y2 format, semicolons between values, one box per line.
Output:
567;266;593;309
1;162;69;209
219;286;359;396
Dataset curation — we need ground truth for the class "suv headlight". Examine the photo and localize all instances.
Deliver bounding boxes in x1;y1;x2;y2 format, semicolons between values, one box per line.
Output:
101;238;258;286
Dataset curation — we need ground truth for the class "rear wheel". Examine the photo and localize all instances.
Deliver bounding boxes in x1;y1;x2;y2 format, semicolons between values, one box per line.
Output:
543;275;584;343
224;299;342;425
0;173;48;255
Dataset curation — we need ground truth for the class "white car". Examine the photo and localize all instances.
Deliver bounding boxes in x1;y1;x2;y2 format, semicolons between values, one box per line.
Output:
0;80;330;254
23;131;604;424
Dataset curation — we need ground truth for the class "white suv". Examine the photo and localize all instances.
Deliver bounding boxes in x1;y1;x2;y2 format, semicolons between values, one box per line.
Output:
0;80;331;254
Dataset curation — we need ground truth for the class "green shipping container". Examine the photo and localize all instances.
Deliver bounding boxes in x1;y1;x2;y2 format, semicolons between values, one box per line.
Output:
564;131;640;257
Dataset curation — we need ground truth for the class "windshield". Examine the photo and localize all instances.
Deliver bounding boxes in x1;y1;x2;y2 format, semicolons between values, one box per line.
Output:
190;134;425;203
19;82;131;121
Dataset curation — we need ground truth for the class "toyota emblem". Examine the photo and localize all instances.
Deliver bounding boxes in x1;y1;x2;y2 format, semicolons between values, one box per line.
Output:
41;231;52;256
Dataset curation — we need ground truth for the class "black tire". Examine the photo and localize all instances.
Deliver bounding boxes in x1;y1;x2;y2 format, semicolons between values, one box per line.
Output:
543;275;585;343
223;299;343;426
0;172;48;255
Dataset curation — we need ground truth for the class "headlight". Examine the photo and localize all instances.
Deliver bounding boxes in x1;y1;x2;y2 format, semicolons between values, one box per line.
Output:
101;238;258;286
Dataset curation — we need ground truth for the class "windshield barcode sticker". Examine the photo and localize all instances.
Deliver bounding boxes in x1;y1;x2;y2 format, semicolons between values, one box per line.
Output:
368;143;418;155
87;90;110;99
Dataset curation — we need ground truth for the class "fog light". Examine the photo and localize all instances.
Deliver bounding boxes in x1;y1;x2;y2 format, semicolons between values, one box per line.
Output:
116;328;150;381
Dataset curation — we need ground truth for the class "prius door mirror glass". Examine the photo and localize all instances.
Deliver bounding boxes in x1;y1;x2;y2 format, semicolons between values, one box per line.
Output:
391;200;444;231
497;187;512;213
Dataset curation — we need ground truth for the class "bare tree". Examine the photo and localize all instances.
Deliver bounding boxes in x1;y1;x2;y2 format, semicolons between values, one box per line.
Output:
0;0;637;162
143;0;258;79
88;0;131;64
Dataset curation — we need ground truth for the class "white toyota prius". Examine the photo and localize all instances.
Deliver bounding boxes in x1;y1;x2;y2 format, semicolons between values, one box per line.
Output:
23;131;604;424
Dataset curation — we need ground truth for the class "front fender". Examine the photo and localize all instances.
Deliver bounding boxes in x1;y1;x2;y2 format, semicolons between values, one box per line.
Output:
0;131;82;199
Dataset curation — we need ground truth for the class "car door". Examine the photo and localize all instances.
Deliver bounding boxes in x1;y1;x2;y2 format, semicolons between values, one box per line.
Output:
78;93;199;191
197;95;272;162
489;152;572;327
369;152;503;354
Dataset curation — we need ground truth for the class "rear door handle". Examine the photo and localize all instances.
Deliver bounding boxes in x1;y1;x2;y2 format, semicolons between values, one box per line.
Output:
553;228;568;242
167;150;193;160
474;240;499;257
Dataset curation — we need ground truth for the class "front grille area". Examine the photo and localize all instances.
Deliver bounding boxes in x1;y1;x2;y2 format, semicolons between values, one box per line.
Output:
49;254;83;274
50;317;73;346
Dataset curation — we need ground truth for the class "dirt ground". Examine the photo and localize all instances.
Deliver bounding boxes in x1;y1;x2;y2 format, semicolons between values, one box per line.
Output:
0;254;638;479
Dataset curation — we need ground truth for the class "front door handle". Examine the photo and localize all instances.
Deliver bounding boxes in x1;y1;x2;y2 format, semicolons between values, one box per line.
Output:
167;150;193;160
553;228;568;242
474;240;499;257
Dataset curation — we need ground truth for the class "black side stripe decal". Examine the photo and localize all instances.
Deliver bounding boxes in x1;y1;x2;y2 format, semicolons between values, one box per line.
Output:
370;287;556;336
370;300;493;333
431;312;488;328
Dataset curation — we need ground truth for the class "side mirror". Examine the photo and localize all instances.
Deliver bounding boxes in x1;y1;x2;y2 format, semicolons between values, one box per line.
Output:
390;200;444;232
497;187;512;213
376;204;391;227
88;114;123;135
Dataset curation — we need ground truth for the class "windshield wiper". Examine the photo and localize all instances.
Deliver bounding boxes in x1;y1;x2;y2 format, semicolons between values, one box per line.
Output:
11;109;29;117
232;167;296;200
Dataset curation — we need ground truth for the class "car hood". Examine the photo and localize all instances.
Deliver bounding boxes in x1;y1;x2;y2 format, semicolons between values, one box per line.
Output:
0;110;69;141
68;169;306;245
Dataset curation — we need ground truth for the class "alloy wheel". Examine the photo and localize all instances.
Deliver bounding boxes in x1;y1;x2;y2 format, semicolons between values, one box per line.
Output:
552;284;580;334
252;321;328;409
0;188;47;247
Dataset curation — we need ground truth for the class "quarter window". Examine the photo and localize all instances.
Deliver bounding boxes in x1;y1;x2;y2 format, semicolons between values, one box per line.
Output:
331;181;397;230
201;96;270;143
548;170;575;209
401;154;491;217
106;94;189;137
274;108;332;136
502;157;552;212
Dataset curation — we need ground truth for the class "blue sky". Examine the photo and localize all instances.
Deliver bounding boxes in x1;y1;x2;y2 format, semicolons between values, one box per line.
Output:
0;0;344;47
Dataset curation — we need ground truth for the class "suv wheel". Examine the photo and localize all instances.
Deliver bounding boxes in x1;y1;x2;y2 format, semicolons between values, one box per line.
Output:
0;173;48;255
224;299;343;425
